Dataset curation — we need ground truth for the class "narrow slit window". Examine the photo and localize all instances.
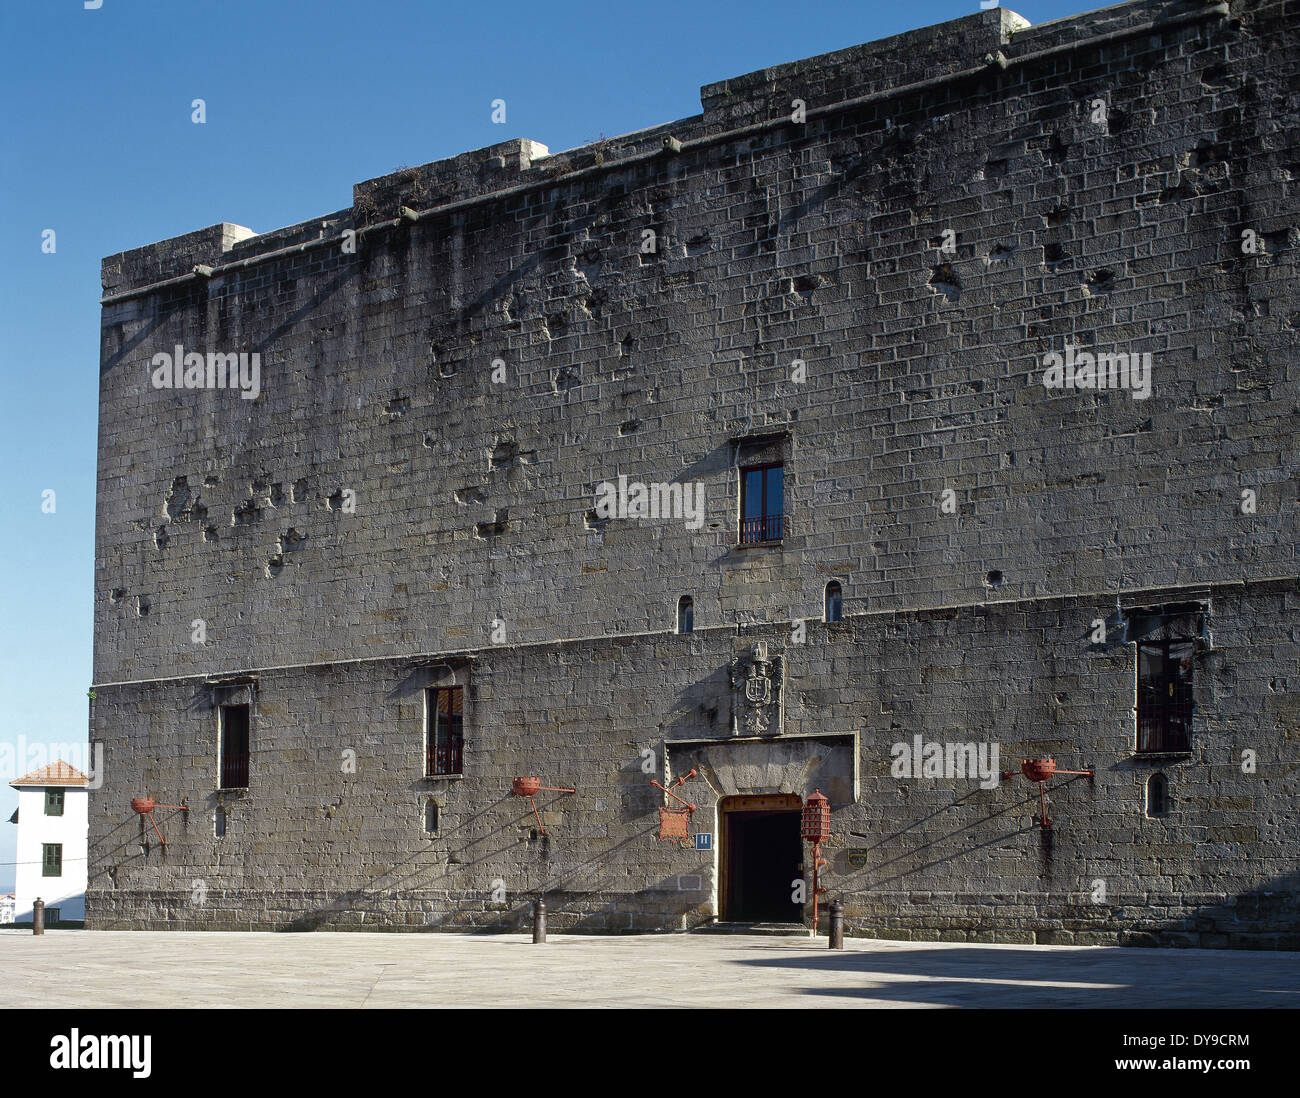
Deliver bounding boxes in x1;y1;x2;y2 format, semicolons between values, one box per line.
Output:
426;686;464;776
1146;772;1169;818
219;704;250;789
424;801;439;835
825;581;843;623
214;806;227;839
678;595;694;634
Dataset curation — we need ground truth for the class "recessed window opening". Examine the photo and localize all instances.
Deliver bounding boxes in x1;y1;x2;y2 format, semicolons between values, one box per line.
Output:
740;463;784;544
824;581;843;623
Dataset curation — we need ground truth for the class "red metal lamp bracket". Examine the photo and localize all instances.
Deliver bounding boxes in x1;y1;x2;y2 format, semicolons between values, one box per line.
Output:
510;777;576;837
1000;757;1093;830
130;796;189;848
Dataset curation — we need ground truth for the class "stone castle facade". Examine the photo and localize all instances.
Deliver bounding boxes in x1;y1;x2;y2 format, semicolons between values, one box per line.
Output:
88;0;1299;947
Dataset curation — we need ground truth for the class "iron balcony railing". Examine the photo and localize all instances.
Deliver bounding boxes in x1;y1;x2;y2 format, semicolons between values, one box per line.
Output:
219;752;249;789
1136;696;1193;753
426;740;463;777
740;513;784;544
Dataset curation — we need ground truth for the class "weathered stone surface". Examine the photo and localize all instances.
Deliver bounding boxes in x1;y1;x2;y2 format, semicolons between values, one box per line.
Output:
89;0;1300;946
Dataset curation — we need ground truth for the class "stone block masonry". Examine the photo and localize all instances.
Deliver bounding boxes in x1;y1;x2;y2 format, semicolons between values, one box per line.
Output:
89;0;1300;946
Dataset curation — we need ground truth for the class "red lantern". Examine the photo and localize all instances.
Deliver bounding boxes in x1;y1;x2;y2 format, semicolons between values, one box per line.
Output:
801;789;832;933
802;788;831;844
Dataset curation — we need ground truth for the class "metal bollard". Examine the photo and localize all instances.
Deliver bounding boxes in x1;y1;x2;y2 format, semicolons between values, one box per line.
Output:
32;898;44;936
828;901;844;950
532;897;547;944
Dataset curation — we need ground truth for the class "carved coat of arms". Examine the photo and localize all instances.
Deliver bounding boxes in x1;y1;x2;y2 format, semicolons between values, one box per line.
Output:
729;642;783;736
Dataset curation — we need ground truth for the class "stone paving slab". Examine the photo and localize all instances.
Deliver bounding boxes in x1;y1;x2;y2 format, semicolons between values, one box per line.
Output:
1;930;1297;1009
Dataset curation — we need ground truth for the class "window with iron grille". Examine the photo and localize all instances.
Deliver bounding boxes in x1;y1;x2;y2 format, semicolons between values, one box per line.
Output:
44;789;64;816
426;686;464;776
740;463;784;544
42;843;62;878
1137;639;1194;752
1127;604;1203;754
219;704;250;789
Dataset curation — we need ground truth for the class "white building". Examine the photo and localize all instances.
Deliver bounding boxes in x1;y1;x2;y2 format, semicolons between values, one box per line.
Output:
9;760;89;924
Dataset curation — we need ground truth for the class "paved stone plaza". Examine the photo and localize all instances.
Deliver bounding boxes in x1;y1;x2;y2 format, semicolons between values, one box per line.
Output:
2;930;1297;1008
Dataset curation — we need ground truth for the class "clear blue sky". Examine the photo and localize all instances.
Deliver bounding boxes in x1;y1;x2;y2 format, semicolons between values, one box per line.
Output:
0;0;1091;889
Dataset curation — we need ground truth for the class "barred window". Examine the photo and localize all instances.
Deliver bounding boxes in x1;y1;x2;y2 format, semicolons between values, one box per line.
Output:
425;687;464;776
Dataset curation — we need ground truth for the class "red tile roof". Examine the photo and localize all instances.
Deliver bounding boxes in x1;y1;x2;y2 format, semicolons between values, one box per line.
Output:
9;759;90;788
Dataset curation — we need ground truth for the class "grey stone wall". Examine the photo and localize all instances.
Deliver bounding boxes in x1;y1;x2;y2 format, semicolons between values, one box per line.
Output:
89;0;1300;945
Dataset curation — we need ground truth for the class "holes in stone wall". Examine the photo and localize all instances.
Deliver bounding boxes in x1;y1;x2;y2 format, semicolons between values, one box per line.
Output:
474;509;509;538
490;439;518;468
929;263;961;303
455;486;488;505
1043;243;1068;270
1084;268;1116;295
553;364;581;392
164;476;191;521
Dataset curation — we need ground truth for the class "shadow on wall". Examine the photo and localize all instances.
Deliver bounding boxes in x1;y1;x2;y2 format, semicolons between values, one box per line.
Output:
88;777;706;934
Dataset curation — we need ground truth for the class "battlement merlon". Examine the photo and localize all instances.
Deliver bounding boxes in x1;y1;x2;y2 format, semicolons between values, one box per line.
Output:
698;7;1026;129
98;0;1235;299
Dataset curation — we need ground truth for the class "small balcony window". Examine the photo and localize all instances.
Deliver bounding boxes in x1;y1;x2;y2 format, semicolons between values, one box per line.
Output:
1136;640;1194;753
219;704;250;789
426;686;464;776
740;463;784;544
